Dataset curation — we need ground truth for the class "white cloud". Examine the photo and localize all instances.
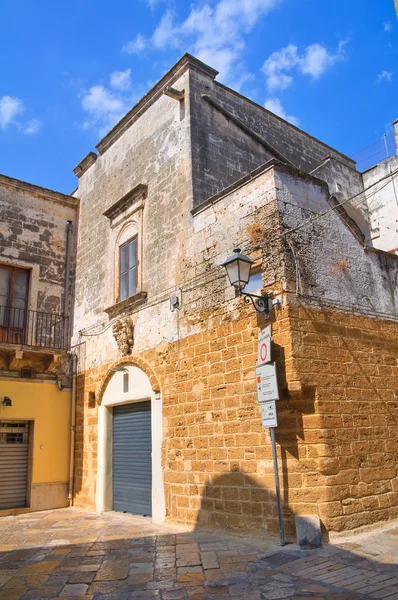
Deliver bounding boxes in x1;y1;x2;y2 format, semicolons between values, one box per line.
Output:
123;0;284;87
384;21;392;32
0;96;24;129
122;33;147;54
262;44;298;91
0;96;41;135
377;70;392;83
264;97;299;126
152;10;180;50
262;40;347;91
110;69;132;91
147;0;168;9
81;85;129;135
23;119;42;135
300;43;341;78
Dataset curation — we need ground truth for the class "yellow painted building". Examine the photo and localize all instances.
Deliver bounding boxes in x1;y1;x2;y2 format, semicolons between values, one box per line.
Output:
0;379;71;513
0;175;78;515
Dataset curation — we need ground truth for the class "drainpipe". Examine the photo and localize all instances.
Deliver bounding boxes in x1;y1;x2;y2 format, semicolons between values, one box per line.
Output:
68;352;77;504
64;220;73;317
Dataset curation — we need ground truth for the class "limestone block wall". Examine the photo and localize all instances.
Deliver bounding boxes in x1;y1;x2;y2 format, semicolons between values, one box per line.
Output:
286;304;398;532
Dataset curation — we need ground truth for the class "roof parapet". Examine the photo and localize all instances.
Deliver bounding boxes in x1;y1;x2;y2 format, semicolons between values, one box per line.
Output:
73;152;97;178
0;173;79;208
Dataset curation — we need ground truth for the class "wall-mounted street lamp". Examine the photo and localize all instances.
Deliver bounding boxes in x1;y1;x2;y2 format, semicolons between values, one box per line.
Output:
3;396;12;406
222;248;270;316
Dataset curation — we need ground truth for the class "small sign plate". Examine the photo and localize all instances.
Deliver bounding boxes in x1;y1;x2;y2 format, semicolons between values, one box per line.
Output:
261;400;278;428
256;362;279;403
258;324;271;365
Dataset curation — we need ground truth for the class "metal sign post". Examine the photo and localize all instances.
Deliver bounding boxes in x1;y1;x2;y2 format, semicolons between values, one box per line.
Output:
270;426;285;546
257;325;285;546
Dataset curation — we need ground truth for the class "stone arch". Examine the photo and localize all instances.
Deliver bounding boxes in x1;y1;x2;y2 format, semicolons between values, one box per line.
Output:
97;355;161;405
95;357;165;523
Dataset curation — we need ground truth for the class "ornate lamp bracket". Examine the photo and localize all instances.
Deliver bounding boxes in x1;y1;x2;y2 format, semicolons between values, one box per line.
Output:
242;291;270;316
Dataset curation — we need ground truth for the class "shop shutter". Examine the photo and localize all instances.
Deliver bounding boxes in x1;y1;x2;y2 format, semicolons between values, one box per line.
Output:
0;422;29;509
112;401;152;516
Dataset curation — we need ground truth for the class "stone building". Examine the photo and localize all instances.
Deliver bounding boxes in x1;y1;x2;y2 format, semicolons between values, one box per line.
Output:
0;174;78;514
362;119;398;254
71;54;398;537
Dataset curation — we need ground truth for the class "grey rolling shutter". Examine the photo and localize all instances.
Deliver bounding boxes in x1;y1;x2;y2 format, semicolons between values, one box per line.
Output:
0;422;29;509
112;401;152;516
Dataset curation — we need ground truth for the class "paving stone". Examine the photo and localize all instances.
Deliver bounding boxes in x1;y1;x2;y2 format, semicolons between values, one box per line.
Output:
89;580;129;595
176;567;203;575
161;590;188;599
60;583;89;596
204;582;229;593
1;509;398;600
92;594;133;600
95;560;130;581
20;561;59;576
69;570;97;584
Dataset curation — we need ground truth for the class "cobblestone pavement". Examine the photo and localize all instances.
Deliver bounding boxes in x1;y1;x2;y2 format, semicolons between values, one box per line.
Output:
0;509;398;600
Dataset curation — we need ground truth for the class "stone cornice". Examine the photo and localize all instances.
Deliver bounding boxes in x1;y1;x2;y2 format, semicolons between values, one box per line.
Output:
191;159;329;216
214;80;357;168
103;184;147;224
0;174;79;209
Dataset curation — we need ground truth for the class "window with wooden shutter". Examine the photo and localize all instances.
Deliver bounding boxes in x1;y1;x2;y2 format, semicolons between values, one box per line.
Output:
0;265;30;343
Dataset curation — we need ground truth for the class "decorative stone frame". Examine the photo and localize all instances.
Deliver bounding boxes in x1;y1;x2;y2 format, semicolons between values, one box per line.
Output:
95;358;165;525
103;185;147;318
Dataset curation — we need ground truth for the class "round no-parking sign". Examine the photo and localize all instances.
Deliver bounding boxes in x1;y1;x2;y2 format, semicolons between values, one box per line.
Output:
257;324;271;365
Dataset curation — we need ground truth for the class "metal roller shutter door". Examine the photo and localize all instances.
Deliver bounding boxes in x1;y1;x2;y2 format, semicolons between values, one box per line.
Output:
0;422;29;510
112;401;152;516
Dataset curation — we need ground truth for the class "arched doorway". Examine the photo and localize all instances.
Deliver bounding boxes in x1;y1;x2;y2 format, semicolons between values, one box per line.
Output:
96;363;165;524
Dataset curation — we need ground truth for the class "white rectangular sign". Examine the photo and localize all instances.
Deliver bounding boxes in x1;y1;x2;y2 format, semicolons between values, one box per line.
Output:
258;324;271;365
261;400;278;428
256;362;279;403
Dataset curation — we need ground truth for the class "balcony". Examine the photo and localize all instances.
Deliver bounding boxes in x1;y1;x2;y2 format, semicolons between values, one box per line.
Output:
0;306;70;373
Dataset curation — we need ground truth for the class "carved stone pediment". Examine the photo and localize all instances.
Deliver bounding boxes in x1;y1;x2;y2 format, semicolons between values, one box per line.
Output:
112;317;134;356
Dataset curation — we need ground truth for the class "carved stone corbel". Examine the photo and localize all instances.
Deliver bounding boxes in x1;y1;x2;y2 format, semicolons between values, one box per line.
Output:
112;317;134;356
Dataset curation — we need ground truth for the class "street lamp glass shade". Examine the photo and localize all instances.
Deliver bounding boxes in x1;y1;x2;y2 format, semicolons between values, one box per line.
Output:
222;248;253;290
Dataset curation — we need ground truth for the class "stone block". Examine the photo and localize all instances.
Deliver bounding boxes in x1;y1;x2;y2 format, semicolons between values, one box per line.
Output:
295;515;322;549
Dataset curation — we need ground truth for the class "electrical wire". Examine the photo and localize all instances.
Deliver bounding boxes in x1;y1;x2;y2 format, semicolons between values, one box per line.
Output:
352;131;394;157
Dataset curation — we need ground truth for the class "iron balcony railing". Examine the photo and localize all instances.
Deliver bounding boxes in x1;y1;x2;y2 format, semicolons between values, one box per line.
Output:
0;306;70;350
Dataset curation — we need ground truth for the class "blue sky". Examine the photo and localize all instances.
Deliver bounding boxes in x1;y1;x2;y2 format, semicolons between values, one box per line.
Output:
0;0;396;194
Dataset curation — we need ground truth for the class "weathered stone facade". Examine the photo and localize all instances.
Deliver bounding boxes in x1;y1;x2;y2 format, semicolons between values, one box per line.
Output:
0;174;78;377
71;54;398;538
0;174;78;514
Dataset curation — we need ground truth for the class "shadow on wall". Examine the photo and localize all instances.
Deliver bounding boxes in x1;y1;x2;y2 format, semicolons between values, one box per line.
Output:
189;327;319;542
193;471;297;540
